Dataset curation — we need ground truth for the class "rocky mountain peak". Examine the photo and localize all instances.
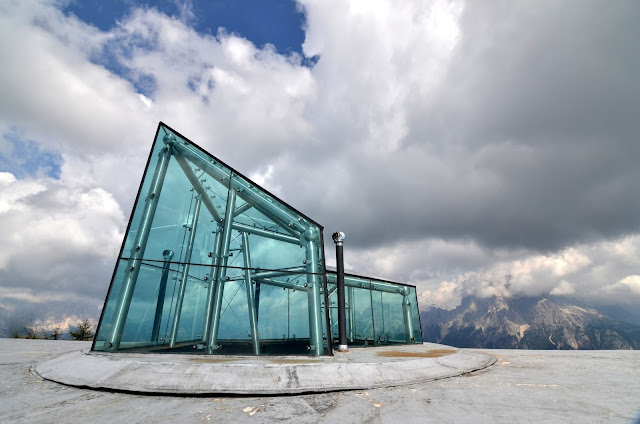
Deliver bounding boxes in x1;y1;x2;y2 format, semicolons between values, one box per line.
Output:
421;295;640;350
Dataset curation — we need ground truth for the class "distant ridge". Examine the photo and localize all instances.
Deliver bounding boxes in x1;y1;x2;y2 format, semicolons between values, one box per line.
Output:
421;295;640;349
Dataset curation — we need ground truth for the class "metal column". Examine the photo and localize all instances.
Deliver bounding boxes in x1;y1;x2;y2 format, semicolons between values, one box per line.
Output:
151;249;174;343
402;287;415;343
168;196;202;347
332;232;348;351
304;227;324;356
207;190;237;353
106;142;172;351
254;281;261;321
202;223;223;343
242;232;260;355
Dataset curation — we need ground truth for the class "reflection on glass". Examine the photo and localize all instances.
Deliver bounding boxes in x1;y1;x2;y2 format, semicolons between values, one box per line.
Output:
325;272;422;346
94;123;327;356
93;123;421;357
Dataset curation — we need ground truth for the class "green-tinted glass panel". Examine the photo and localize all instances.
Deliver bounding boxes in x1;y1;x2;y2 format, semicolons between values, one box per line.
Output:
122;133;231;267
229;173;310;272
256;284;306;340
172;269;209;344
215;279;251;340
94;260;127;348
325;271;422;348
380;291;405;342
120;261;168;344
94;123;330;356
371;288;384;344
326;282;337;339
352;286;375;342
406;286;422;343
94;123;423;356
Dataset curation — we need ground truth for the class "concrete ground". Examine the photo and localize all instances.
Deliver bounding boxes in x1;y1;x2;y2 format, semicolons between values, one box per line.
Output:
2;338;640;423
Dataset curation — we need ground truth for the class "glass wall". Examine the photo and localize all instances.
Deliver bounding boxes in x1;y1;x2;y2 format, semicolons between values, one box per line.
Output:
93;123;329;355
325;272;422;346
93;122;422;356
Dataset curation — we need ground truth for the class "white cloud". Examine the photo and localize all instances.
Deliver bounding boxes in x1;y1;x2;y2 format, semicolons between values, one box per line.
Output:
0;170;125;298
0;0;638;325
602;275;640;298
0;172;46;214
419;280;459;309
0;0;320;322
550;280;576;296
421;234;640;308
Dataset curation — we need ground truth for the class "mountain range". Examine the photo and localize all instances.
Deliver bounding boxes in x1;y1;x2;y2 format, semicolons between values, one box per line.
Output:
420;295;640;349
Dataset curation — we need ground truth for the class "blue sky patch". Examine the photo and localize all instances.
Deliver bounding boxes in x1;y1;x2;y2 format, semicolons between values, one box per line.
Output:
74;0;309;99
63;0;307;55
89;29;161;99
0;132;63;179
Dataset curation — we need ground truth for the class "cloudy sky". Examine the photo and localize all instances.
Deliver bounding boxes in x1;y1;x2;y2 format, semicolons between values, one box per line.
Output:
1;0;639;330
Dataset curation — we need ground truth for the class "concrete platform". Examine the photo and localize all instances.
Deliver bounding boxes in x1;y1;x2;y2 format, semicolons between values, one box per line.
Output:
35;343;494;395
4;339;640;423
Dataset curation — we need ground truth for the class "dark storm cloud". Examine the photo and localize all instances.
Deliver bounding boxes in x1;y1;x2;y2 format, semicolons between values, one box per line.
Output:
1;0;639;321
289;0;640;254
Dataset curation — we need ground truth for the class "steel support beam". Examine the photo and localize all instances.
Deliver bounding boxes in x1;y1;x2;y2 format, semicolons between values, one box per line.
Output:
253;277;309;292
225;266;306;282
326;274;404;295
252;267;306;280
151;250;174;343
107;143;171;351
231;222;301;245
327;285;337;298
165;139;305;237
255;279;261;321
304;228;324;355
173;153;222;222
402;287;415;343
242;232;260;355
201;223;223;343
232;202;252;218
169;196;202;347
207;190;236;353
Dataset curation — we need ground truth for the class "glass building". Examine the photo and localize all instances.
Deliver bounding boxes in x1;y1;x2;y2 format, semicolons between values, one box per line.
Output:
93;123;421;356
326;272;422;347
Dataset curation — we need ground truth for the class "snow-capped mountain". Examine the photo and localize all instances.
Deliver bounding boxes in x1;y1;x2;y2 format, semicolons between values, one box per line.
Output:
421;296;640;349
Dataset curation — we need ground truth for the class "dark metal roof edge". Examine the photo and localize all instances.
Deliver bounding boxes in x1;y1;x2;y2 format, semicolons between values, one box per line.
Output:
325;269;418;289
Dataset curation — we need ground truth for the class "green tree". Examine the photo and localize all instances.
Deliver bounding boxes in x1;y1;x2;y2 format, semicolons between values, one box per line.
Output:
48;325;62;340
69;319;94;341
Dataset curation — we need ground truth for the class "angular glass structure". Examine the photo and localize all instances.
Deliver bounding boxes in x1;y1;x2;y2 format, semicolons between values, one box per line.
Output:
325;272;422;346
93;123;421;356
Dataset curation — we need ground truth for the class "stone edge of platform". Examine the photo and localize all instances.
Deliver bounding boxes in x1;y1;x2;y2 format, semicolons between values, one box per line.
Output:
34;347;496;395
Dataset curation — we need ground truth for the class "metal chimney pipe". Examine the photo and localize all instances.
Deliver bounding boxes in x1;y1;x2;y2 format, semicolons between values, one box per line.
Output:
332;231;348;352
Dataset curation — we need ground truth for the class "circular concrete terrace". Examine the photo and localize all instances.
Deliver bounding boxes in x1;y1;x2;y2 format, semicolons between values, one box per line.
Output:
35;342;495;395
